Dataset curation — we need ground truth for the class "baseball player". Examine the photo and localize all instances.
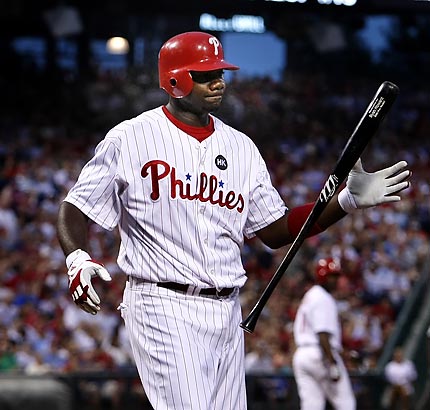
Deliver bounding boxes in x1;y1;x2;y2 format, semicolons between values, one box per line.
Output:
56;31;411;410
292;257;356;410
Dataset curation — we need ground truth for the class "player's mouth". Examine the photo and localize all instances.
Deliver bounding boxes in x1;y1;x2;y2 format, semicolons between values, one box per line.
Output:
206;94;223;102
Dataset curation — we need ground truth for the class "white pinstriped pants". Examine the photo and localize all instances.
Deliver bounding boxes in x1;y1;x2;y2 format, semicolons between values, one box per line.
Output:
120;280;247;410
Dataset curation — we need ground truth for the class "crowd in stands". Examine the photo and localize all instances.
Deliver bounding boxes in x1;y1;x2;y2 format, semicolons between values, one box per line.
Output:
1;59;430;401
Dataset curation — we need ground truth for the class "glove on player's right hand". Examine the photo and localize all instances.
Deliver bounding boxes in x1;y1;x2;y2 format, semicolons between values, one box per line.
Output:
338;158;410;213
66;249;112;315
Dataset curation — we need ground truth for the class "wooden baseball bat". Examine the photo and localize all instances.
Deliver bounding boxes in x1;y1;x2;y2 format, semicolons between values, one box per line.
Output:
240;81;400;334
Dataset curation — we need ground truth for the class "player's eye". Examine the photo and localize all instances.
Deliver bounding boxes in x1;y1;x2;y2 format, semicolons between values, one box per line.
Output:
191;70;224;84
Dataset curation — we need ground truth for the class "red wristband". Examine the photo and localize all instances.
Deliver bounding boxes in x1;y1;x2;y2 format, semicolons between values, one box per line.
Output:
287;203;324;238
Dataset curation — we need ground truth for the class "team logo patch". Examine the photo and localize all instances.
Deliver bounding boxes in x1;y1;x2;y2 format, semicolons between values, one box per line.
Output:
215;155;227;170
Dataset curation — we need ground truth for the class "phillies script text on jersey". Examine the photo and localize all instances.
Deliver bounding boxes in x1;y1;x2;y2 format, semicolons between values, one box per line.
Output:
141;159;245;212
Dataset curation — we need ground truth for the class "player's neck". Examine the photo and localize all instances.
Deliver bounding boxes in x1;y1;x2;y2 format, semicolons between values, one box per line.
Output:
162;106;214;142
164;102;209;127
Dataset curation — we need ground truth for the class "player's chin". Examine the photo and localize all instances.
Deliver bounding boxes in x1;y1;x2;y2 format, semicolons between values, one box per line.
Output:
204;97;223;111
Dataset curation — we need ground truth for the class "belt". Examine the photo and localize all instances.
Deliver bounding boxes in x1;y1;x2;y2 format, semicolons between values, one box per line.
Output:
156;281;235;297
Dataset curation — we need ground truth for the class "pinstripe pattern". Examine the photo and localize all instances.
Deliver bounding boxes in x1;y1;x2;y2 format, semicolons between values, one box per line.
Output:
121;279;246;410
64;106;286;288
64;105;287;409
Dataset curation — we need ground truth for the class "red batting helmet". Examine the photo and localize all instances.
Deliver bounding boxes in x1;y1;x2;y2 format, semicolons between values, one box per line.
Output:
315;257;341;284
158;31;240;98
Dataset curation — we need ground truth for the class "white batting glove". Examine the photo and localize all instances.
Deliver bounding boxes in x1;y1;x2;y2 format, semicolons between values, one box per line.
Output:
328;363;341;382
338;158;410;213
66;249;112;315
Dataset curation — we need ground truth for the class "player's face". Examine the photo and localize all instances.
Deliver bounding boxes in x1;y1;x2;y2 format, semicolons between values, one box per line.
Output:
167;69;227;125
325;274;340;291
187;69;226;112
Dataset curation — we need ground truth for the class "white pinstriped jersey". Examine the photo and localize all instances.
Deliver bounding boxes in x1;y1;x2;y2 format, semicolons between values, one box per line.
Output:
64;106;287;288
293;285;342;351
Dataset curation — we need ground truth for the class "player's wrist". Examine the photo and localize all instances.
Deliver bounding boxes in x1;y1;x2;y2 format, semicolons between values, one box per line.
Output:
338;187;358;213
66;248;91;270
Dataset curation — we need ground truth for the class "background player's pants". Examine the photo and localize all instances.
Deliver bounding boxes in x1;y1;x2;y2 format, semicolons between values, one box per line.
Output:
293;345;356;410
120;279;247;410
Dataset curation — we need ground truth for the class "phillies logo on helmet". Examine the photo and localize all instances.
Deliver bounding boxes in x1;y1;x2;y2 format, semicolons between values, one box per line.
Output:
209;37;220;55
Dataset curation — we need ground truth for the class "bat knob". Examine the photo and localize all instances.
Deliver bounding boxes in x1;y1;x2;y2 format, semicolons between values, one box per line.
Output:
240;317;256;334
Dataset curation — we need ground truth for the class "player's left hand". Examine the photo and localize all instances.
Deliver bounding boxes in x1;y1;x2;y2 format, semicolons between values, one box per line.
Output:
66;249;112;315
338;158;410;213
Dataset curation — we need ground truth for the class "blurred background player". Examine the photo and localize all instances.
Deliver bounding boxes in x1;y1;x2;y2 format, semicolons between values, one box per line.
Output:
292;257;356;410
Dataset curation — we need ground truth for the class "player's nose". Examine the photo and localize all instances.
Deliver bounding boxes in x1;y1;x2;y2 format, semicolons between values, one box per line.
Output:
209;77;225;91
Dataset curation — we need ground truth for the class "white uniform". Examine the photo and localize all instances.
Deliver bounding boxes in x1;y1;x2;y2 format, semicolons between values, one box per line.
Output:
292;285;356;410
384;357;417;395
64;106;287;410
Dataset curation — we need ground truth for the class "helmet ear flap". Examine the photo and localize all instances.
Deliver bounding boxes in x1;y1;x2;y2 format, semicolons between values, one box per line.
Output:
166;70;194;98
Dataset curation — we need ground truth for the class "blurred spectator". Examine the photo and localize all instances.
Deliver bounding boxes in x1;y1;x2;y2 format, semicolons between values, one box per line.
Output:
0;331;18;372
384;347;417;410
245;340;274;374
0;186;19;250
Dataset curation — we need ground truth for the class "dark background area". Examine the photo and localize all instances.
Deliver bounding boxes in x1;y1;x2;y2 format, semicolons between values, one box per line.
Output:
1;1;430;89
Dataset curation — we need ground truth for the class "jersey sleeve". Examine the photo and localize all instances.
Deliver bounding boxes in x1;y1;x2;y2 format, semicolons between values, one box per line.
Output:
63;132;123;231
243;152;287;238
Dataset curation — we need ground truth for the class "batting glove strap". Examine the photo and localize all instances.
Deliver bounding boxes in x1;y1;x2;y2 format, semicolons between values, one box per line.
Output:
338;187;358;213
339;158;410;213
